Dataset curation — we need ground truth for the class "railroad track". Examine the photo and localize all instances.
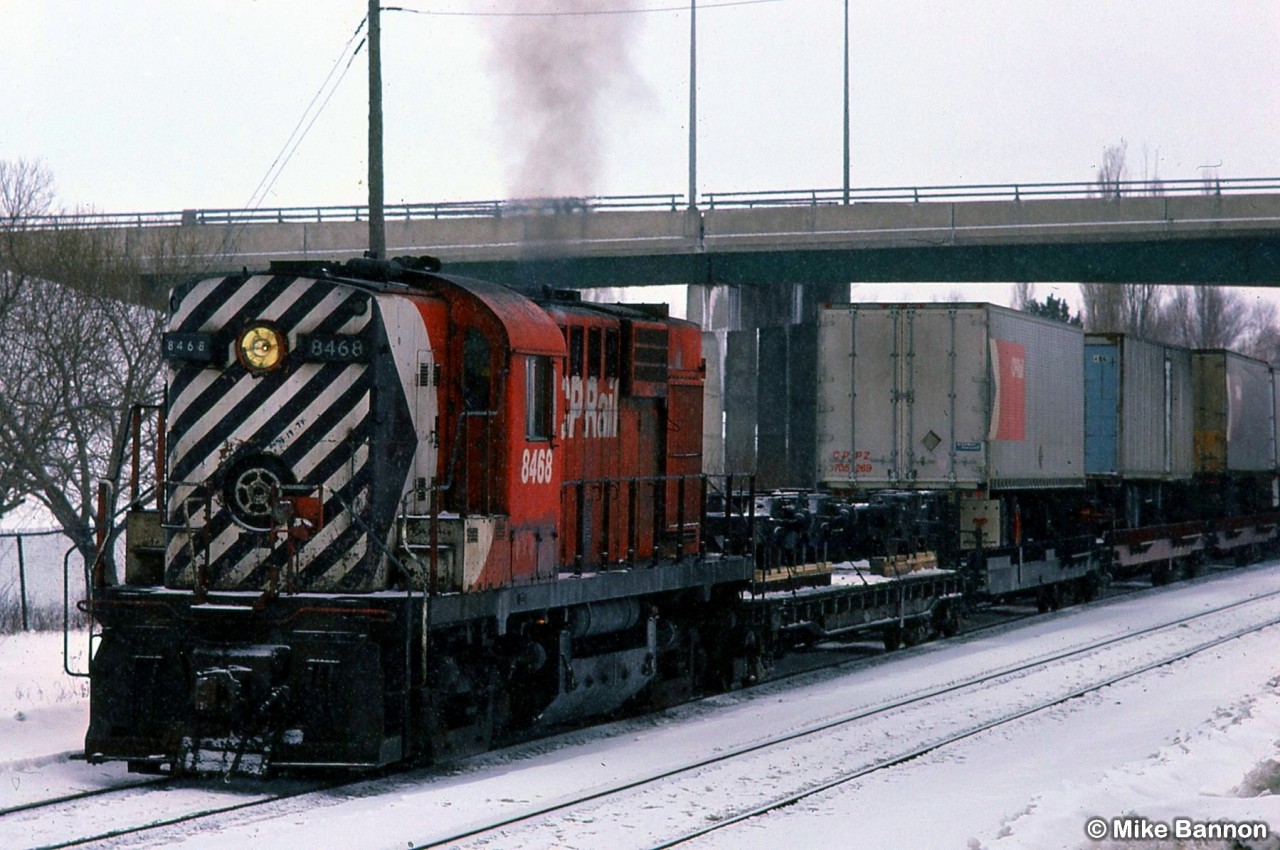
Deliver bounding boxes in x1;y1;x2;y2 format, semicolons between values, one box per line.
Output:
0;777;165;820
404;580;1280;849
4;563;1270;849
2;775;340;850
749;563;1213;694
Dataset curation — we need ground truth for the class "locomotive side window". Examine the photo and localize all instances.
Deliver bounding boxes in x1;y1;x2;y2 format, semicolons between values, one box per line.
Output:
605;328;619;379
569;327;584;377
525;355;553;440
463;329;491;411
588;328;602;379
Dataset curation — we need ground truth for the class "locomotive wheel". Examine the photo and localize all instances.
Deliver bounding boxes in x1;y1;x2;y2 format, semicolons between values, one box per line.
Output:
1036;586;1061;613
1077;574;1101;603
1150;563;1171;586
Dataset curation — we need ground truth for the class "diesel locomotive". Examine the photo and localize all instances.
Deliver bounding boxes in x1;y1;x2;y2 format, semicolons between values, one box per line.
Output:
81;257;1278;776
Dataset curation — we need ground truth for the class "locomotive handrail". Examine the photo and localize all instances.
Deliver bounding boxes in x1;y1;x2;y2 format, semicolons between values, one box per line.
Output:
63;543;92;678
562;472;708;568
560;471;706;486
102;403;153;498
324;486;421;593
90;403;165;593
433;409;498;520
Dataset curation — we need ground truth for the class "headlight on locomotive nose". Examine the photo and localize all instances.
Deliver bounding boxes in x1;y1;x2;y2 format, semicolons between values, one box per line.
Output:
237;322;286;373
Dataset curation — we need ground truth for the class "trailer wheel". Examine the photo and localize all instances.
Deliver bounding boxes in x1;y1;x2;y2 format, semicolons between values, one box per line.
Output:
903;621;928;647
935;604;962;638
882;624;902;652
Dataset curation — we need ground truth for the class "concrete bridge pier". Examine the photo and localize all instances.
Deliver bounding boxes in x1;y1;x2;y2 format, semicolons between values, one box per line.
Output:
688;281;849;487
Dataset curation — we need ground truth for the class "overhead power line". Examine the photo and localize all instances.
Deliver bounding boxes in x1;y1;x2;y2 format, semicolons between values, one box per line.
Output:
216;16;369;270
384;0;782;18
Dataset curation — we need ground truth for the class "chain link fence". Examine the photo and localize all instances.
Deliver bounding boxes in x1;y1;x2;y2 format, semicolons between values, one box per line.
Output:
0;530;88;632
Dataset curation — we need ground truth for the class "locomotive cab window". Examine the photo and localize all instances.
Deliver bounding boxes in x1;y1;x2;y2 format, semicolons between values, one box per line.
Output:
588;328;602;379
525;355;553;440
605;328;620;379
463;329;491;411
569;326;584;377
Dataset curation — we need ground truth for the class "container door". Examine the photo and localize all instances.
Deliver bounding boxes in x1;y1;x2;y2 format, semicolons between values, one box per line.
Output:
906;306;989;488
816;306;898;488
853;307;901;485
1084;342;1119;475
904;308;978;487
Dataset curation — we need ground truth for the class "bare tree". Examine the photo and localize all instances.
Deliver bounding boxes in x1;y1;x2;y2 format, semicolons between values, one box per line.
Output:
1080;143;1280;353
1080;142;1169;337
0;160;197;575
0;160;58;517
1012;282;1036;311
0;159;55;230
1237;297;1280;364
1079;282;1168;339
1162;285;1247;350
0;160;55;329
1079;283;1123;333
1093;140;1129;198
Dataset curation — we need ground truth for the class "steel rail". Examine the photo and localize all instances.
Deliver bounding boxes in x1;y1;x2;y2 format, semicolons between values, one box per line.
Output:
651;604;1280;849
404;574;1280;850
0;776;166;819
8;567;1252;847
20;776;344;850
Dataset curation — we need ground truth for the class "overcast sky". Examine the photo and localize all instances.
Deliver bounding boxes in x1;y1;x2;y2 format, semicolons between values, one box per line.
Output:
3;0;1277;215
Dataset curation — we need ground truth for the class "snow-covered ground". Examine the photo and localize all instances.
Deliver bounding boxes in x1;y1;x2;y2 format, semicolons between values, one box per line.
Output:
0;631;95;782
2;566;1279;849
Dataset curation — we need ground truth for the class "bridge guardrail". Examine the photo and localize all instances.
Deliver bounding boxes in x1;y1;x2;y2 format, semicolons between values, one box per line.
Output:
11;193;688;231
702;177;1280;209
11;178;1280;231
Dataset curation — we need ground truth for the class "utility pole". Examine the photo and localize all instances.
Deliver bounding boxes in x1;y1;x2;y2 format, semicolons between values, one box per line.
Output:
688;0;697;209
843;0;850;204
368;0;386;259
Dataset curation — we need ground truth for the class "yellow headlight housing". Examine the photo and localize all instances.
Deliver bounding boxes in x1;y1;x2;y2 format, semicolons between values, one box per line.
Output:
237;323;286;373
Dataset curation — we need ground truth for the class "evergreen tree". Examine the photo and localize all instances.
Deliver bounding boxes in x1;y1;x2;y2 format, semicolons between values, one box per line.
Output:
1022;293;1083;327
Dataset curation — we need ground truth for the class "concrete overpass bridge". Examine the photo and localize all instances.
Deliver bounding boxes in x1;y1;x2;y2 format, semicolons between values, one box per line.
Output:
25;178;1280;297
21;177;1280;483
